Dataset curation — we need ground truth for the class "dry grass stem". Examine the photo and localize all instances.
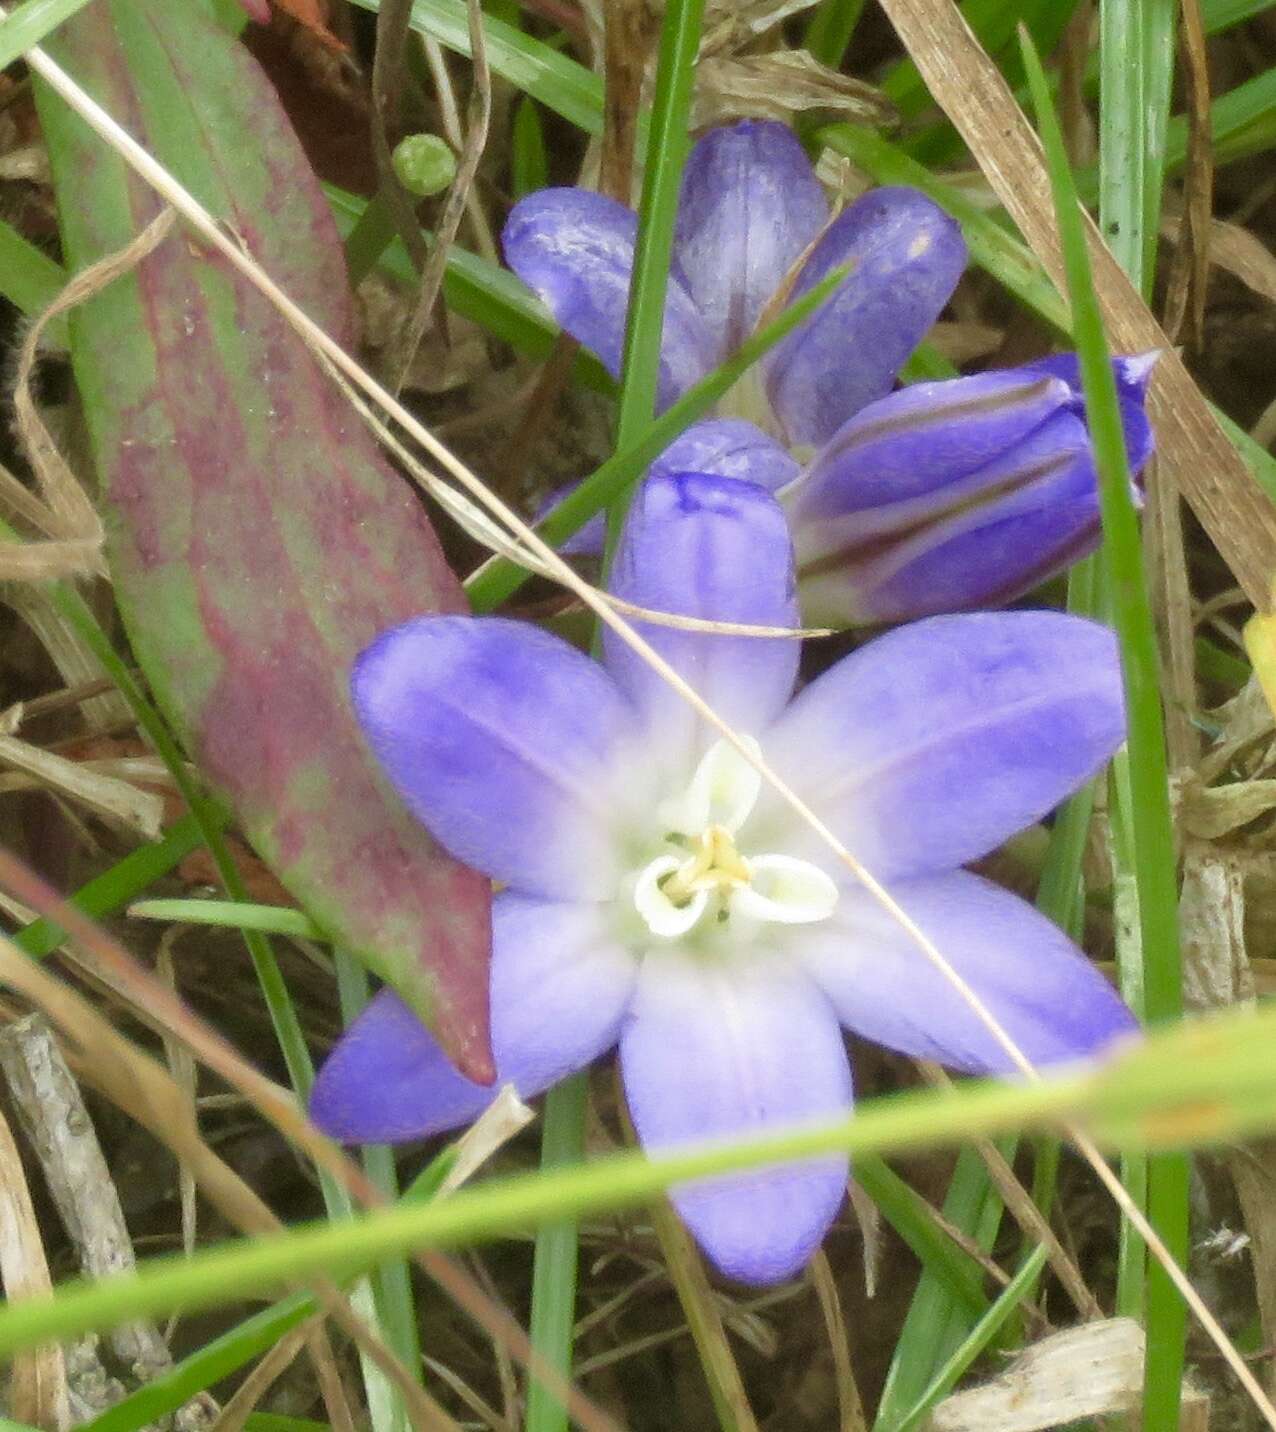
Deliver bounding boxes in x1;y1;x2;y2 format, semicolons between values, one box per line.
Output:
809;1251;869;1431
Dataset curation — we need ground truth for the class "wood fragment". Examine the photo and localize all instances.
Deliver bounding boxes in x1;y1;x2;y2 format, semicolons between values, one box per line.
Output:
0;1013;174;1382
930;1317;1208;1431
0;1100;70;1431
1179;845;1252;1012
874;0;1276;609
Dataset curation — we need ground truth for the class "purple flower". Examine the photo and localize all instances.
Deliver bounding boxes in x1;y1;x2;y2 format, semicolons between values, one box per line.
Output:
311;473;1136;1285
502;121;968;447
559;355;1156;626
674;354;1158;626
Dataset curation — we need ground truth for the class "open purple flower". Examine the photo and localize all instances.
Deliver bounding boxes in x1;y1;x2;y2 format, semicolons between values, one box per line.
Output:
503;120;967;447
312;473;1136;1284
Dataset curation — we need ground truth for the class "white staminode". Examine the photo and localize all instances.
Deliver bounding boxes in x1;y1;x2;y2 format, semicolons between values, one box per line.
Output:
635;738;838;939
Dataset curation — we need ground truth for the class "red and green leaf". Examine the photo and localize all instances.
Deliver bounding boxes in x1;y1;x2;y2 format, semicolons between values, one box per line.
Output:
34;0;493;1079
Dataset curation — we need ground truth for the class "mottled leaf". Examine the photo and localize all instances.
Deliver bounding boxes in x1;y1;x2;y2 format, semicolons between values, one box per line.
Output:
33;0;492;1078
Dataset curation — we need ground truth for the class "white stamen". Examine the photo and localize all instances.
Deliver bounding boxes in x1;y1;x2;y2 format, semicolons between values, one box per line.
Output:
731;854;840;925
633;854;709;938
635;739;838;939
658;736;762;836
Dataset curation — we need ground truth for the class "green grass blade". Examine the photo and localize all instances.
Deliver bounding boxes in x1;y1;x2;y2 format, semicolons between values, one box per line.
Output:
872;1145;1012;1428
17;995;1276;1358
889;1245;1051;1432
0;0;95;69
77;1296;315;1432
126;898;326;941
853;1156;989;1319
14;813;214;959
1021;28;1188;1428
802;0;867;70
525;1072;589;1432
348;0;604;135
0;218;64;316
512;96;549;198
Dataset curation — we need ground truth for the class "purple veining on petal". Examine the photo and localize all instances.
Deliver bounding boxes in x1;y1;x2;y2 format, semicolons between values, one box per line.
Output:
796;871;1138;1074
673;120;829;359
502;188;715;410
766;187;967;447
312;893;637;1141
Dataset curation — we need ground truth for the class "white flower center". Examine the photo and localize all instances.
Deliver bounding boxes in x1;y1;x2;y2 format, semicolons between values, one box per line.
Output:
632;737;839;939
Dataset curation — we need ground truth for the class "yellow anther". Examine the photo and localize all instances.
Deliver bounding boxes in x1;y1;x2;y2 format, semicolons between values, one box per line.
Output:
660;824;753;907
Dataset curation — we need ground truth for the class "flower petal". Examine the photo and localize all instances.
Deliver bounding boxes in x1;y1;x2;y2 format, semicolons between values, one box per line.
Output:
603;474;800;764
650;418;802;495
825;455;1102;624
762;612;1125;879
796;413;1110;625
673;120;829;358
502;188;715;409
788;371;1075;534
311;894;637;1141
353;616;639;899
766;187;967;447
795;871;1137;1073
620;948;852;1284
1023;352;1158;476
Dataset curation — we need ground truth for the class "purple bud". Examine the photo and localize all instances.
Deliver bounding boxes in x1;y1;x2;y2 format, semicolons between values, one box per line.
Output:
788;355;1157;626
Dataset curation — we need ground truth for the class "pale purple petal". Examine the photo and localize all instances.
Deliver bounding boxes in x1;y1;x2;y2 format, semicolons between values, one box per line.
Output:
1021;352;1157;475
795;871;1137;1074
761;612;1125;879
673;120;829;359
502;188;715;409
543;420;799;562
788;371;1074;531
603;474;800;762
353;617;639;899
796;413;1108;625
620;948;851;1284
818;449;1101;624
311;894;637;1142
649;419;802;495
766;187;967;447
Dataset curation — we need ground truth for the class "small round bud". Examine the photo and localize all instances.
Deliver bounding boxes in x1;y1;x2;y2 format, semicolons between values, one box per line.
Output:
391;134;457;197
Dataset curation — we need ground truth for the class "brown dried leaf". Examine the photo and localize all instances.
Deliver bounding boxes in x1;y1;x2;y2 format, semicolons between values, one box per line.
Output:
696;51;894;129
1163;208;1276;309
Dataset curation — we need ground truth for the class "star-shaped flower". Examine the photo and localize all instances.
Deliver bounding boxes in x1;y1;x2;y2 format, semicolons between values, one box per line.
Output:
312;473;1136;1285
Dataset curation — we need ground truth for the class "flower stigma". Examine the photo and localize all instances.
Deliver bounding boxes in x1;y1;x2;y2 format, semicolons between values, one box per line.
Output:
632;738;839;939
